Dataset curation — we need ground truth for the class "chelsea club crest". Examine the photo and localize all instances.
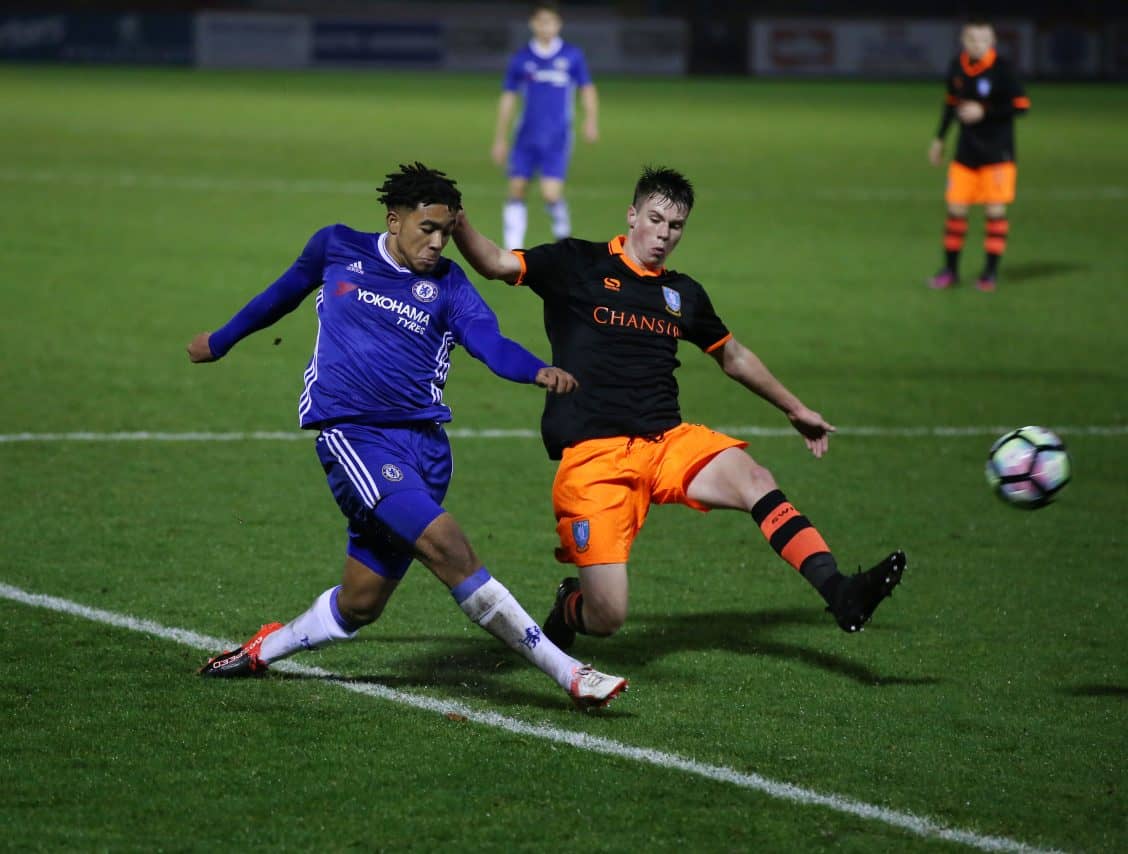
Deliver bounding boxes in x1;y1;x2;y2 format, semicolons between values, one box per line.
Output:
412;280;439;303
661;286;682;317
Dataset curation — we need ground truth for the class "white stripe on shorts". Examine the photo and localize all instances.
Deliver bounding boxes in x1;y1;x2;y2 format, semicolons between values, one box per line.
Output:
323;428;382;508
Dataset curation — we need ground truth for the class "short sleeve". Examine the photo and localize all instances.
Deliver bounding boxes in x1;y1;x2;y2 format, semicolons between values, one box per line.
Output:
502;53;524;92
516;239;580;299
571;47;593;87
684;280;730;353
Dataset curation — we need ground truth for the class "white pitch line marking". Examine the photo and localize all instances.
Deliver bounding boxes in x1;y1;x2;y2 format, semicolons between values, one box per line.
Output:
0;425;1125;444
0;581;1064;854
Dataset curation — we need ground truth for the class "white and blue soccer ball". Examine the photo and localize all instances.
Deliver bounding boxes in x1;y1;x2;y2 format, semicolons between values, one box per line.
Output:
985;426;1071;509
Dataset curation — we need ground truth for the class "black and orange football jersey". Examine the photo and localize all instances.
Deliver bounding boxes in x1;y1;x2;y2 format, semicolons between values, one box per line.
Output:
513;236;731;459
938;49;1029;168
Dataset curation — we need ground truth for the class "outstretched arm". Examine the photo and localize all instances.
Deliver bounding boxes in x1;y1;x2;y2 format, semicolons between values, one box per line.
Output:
457;317;576;393
710;336;835;458
187;227;328;363
453;211;524;283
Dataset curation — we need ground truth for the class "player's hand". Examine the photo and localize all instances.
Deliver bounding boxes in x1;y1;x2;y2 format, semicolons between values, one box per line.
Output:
583;118;599;144
787;406;836;459
187;332;216;363
535;366;578;394
956;101;985;124
491;139;508;167
928;138;944;166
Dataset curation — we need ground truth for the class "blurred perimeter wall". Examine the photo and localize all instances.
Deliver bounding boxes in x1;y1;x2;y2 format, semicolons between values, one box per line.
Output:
1;5;1125;79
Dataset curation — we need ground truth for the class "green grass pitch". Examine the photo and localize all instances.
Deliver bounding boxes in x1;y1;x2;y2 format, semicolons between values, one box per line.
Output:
1;65;1126;851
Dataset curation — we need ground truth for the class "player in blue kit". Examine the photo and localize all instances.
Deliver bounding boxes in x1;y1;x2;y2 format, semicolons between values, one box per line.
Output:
187;163;627;710
492;2;598;250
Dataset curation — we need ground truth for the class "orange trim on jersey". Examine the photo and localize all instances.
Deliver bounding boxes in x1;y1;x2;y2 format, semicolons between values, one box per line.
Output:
960;48;997;77
608;235;664;278
511;250;527;286
1012;96;1030;109
705;332;732;354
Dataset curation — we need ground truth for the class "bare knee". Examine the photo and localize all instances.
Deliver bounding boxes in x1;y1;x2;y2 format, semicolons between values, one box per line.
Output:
414;514;480;588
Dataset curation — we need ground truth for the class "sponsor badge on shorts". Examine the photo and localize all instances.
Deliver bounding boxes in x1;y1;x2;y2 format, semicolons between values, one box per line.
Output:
381;464;403;482
662;286;682;316
412;280;438;302
572;519;590;552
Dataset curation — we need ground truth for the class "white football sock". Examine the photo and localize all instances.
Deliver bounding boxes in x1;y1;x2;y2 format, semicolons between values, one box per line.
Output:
546;199;570;240
503;200;527;250
457;574;577;690
259;586;357;663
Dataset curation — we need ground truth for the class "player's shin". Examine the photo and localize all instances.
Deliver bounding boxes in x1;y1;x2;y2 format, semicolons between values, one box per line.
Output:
546;199;571;240
750;490;845;605
503;200;527;250
451;568;576;690
258;585;359;663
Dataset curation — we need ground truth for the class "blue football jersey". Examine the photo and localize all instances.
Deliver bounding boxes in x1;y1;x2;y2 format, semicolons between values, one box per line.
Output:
503;37;592;143
208;224;544;429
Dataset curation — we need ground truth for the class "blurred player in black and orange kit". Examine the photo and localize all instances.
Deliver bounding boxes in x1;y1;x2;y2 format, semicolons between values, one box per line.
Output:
929;20;1029;292
454;166;905;650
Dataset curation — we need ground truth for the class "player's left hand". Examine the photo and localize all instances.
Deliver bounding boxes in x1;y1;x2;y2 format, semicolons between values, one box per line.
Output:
787;406;836;458
956;101;985;124
583;118;599;143
535;366;578;394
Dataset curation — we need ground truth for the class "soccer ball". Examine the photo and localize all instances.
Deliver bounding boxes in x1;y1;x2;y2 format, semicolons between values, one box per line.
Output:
985;426;1071;509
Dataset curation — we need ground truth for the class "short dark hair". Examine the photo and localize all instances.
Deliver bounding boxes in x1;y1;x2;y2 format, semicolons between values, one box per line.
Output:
377;162;462;211
632;166;695;212
532;2;561;15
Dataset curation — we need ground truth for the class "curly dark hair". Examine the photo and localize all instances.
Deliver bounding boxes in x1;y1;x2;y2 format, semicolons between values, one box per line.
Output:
376;162;462;211
632;166;695;212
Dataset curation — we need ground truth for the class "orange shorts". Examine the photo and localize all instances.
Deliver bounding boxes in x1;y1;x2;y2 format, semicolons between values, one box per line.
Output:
551;422;747;567
945;161;1017;206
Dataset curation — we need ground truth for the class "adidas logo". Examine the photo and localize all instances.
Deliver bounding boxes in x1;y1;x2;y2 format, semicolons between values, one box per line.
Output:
347;260;364;274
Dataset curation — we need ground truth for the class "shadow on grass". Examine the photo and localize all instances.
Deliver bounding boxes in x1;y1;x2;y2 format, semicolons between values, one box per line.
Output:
1060;683;1128;698
269;606;934;708
998;260;1087;284
275;639;635;716
606;609;940;688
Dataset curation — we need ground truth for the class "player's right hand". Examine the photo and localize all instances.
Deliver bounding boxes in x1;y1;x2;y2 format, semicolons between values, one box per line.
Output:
535;366;578;394
187;332;216;363
928;139;944;166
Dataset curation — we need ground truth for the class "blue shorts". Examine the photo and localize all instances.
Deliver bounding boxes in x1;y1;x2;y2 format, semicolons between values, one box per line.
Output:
316;422;453;579
509;133;572;181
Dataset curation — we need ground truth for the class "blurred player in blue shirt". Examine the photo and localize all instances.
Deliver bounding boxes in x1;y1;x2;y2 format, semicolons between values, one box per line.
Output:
492;3;598;249
187;163;627;710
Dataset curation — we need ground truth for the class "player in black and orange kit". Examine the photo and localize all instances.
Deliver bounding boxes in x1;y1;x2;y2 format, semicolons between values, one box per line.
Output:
929;20;1029;292
454;166;905;651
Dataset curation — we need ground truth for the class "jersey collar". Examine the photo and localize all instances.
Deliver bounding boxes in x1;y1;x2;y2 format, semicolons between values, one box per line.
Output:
960;47;997;76
608;235;664;278
377;232;410;274
529;36;562;59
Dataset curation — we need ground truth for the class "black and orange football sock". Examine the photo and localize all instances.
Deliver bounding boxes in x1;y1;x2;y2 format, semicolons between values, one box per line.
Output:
751;489;844;605
983;216;1008;277
943;214;968;272
562;588;588;634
